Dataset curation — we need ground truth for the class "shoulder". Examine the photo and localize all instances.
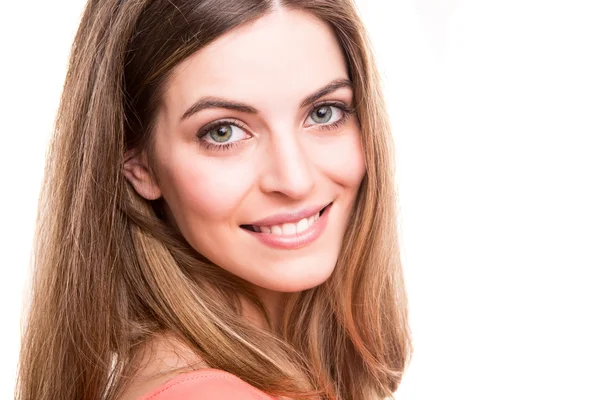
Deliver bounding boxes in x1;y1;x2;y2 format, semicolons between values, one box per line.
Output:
137;369;277;400
115;333;276;400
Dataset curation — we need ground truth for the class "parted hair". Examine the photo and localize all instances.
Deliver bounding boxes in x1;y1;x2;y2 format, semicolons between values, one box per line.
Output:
16;0;411;399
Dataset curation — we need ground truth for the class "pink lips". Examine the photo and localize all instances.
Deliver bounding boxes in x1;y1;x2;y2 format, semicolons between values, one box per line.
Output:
241;202;332;250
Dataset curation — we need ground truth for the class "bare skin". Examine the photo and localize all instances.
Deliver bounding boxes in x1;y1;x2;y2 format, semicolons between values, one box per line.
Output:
121;7;365;399
118;334;210;400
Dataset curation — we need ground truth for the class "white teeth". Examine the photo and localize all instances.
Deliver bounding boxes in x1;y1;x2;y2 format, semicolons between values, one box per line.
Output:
253;209;322;236
297;218;309;232
282;223;296;235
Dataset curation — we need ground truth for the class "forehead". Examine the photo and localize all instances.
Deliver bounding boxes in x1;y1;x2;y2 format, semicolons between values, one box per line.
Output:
162;9;349;116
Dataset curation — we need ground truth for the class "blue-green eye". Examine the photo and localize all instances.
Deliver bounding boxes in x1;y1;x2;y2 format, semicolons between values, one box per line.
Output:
197;122;250;151
207;125;234;143
306;105;345;126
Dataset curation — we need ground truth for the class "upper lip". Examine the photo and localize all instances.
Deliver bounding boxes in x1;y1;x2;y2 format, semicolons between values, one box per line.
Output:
245;202;331;227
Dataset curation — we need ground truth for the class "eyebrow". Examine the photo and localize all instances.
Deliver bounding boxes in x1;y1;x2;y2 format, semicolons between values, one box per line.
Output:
180;78;353;122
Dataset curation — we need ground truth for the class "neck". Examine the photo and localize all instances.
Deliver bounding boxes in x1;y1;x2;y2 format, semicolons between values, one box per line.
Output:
242;286;289;333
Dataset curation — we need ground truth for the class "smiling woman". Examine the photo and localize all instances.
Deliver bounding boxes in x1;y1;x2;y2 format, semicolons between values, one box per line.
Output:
16;1;410;400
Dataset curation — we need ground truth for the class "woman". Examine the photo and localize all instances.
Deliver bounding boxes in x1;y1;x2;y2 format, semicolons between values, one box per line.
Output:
17;0;411;399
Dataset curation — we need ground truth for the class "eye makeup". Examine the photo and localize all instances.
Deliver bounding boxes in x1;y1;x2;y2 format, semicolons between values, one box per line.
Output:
195;101;355;152
306;101;355;132
195;118;250;152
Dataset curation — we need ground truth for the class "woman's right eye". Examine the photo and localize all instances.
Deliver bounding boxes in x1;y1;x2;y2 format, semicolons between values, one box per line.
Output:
197;121;251;151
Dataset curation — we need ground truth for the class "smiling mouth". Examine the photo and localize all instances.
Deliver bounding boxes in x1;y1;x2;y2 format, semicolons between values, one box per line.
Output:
240;202;333;235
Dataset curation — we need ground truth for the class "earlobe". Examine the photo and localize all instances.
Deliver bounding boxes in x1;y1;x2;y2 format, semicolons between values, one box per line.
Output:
122;150;162;200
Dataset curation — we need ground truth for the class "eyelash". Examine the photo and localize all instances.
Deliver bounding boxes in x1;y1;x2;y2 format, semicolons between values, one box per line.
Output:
196;101;355;152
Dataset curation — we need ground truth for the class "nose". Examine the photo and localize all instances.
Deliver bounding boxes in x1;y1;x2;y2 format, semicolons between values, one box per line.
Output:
259;129;316;200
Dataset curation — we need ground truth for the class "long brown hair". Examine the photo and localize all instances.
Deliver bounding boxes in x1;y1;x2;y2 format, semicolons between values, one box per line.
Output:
17;0;411;399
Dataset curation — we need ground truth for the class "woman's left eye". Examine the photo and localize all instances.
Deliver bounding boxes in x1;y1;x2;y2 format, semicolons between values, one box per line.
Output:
305;105;347;126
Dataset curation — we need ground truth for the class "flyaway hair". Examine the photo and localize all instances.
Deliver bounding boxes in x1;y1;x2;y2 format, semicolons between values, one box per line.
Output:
17;1;411;399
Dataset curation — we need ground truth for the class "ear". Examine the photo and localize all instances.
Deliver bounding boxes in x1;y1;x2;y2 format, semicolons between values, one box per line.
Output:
122;150;162;200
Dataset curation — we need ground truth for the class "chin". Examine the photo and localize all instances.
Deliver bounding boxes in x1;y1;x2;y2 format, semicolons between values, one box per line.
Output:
253;263;336;293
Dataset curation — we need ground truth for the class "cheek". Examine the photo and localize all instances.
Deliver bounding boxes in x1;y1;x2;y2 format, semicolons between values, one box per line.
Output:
316;127;366;189
159;155;254;223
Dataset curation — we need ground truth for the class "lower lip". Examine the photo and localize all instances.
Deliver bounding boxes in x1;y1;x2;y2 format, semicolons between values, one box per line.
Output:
241;203;332;250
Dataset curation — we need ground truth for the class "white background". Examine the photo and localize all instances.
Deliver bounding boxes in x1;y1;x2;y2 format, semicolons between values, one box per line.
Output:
1;1;599;399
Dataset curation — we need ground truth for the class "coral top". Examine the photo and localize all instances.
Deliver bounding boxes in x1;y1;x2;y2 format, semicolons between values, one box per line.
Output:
138;369;278;400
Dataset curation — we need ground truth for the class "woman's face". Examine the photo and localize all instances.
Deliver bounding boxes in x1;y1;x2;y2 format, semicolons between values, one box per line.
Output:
126;8;365;293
